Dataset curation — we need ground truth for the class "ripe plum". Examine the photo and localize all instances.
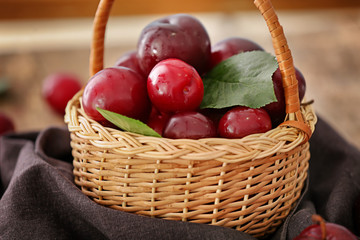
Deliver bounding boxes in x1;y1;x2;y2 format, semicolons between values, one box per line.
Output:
42;72;82;115
0;112;15;135
264;67;307;126
114;50;145;77
294;215;357;240
218;106;271;138
163;111;217;139
147;59;203;114
137;14;211;76
82;67;151;124
210;37;264;68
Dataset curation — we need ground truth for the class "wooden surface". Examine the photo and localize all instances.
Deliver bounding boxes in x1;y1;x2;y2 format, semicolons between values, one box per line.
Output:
0;0;359;19
0;8;360;148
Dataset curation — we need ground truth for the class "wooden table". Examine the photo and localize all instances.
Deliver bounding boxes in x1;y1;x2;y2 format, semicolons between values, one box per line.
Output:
0;8;359;148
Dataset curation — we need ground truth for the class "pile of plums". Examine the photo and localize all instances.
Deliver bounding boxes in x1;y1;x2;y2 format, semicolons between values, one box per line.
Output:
81;14;306;139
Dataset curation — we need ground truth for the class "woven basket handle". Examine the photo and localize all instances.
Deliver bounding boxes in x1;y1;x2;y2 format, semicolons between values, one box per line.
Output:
89;0;115;76
89;0;312;141
254;0;312;140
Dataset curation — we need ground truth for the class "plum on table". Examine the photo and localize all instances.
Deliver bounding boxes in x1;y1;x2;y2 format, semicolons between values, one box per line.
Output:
42;72;82;115
0;112;15;135
294;214;357;240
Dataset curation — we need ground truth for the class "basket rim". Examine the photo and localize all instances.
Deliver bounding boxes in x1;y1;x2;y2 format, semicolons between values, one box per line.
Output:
66;89;317;140
64;89;317;163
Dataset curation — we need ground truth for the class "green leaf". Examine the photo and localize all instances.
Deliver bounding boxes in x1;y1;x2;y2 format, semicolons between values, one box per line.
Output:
0;78;10;96
97;108;161;138
200;50;278;109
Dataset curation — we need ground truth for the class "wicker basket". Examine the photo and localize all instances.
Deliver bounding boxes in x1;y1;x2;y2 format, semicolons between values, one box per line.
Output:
64;0;317;238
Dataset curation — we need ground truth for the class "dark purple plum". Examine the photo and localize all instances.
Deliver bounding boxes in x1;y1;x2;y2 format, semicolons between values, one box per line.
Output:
137;14;211;76
211;37;264;68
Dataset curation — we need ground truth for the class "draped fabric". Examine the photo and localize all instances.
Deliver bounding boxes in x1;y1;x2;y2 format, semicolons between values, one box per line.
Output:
1;117;359;239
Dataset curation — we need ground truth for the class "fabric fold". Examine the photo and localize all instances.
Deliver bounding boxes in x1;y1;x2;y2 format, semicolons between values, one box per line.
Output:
1;118;359;239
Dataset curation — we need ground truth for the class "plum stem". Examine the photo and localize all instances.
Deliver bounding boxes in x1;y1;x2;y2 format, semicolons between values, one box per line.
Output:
300;99;314;106
311;214;327;240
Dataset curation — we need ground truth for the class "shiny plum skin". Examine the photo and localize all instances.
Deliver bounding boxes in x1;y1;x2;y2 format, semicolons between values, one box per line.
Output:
210;37;264;68
0;112;15;135
114;50;145;77
294;222;357;240
82;67;151;124
296;68;306;102
163;111;217;139
146;106;170;136
42;72;82;115
264;67;306;126
263;68;286;126
218;106;272;139
137;14;211;76
147;59;204;114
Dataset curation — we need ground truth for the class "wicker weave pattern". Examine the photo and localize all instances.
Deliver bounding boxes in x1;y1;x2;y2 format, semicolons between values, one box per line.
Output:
64;0;317;238
65;92;316;237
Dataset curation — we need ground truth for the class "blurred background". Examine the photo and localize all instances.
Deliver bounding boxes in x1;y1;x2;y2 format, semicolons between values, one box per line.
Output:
0;0;360;148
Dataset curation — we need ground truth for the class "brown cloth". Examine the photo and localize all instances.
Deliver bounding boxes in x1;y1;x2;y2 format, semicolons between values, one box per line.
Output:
1;117;359;240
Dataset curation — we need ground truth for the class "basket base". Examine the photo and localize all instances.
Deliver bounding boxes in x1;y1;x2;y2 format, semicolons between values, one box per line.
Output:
72;141;310;238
